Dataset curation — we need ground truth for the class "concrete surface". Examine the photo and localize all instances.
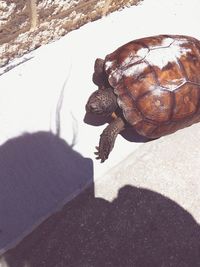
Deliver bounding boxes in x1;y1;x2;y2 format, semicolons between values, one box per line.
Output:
0;0;200;264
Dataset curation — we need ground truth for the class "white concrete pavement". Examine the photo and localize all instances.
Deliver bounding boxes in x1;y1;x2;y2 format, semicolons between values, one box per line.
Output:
0;0;200;255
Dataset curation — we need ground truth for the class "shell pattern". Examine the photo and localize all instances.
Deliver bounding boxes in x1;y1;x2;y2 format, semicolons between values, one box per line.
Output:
104;35;200;138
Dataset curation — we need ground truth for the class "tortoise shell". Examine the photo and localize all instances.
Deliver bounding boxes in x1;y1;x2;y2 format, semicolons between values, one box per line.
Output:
104;34;200;138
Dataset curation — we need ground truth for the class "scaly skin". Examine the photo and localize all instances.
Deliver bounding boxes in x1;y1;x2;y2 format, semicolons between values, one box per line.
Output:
95;117;125;162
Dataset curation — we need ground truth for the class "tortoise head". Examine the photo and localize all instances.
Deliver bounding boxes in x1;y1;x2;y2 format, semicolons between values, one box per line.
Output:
86;87;118;116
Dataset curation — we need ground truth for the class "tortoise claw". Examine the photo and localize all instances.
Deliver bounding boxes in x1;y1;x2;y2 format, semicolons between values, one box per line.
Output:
94;117;124;163
94;148;101;160
94;144;109;163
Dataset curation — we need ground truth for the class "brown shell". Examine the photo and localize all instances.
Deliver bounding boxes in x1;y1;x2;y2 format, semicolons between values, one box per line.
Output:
104;34;200;138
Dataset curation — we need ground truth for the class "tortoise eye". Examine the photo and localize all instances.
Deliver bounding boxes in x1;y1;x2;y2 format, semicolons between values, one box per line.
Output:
138;74;146;81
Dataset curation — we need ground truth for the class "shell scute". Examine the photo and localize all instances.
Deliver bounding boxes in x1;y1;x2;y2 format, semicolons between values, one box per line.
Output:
133;120;157;137
137;88;173;122
122;62;156;99
173;83;200;120
153;61;186;91
179;52;200;84
117;93;142;125
105;41;149;73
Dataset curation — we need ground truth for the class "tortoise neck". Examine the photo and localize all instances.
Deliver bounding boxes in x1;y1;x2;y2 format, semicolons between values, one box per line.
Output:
101;87;118;114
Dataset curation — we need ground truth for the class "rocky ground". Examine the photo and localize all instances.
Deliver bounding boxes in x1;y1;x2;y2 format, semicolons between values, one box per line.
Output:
0;0;141;68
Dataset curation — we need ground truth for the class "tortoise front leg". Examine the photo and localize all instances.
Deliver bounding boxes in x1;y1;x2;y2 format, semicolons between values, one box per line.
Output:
95;117;125;163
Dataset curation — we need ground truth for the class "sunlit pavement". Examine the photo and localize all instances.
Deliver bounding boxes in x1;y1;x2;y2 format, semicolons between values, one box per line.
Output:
0;0;200;264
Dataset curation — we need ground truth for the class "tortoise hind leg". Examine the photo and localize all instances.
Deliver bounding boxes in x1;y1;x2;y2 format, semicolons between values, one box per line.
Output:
95;117;125;163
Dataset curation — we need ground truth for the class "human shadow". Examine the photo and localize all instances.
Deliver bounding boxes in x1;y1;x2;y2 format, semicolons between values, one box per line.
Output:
0;131;93;254
3;185;200;267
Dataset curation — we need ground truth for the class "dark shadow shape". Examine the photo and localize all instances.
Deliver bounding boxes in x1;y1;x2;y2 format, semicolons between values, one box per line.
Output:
3;185;200;267
84;112;110;126
120;126;150;143
0;131;93;253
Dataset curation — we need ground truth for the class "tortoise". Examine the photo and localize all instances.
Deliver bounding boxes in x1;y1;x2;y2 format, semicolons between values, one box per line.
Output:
85;34;200;162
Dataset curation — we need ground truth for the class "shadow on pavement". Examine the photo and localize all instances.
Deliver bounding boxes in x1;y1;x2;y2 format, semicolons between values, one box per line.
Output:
0;131;93;254
3;184;200;267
